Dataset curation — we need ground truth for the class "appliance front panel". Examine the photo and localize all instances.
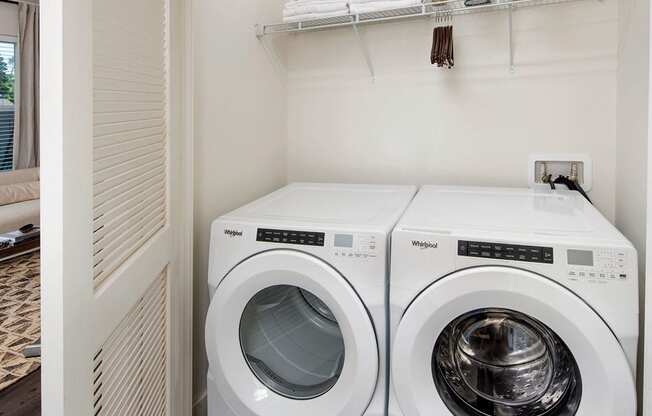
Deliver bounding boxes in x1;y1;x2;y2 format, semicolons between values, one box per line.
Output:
206;250;379;416
390;231;638;358
391;267;636;416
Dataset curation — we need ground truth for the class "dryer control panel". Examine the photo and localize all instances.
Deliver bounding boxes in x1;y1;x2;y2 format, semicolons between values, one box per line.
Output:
255;228;379;259
566;248;628;281
458;240;554;264
333;233;378;259
257;228;325;246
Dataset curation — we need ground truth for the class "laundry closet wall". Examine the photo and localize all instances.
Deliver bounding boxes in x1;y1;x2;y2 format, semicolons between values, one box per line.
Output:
285;1;620;220
192;0;647;414
616;0;650;412
192;0;287;413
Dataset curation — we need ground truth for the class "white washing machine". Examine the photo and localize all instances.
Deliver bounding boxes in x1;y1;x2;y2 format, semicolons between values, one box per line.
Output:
389;186;638;416
205;183;416;416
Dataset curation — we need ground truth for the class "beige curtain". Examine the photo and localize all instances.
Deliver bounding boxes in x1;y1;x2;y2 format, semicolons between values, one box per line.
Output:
13;4;39;169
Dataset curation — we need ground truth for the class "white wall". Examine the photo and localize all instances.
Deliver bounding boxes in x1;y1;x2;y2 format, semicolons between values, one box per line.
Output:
286;1;619;220
192;0;650;413
192;0;287;414
616;0;649;413
0;2;17;37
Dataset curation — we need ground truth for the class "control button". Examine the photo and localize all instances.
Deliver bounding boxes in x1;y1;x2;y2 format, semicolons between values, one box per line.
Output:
568;271;577;276
579;272;586;277
457;240;553;264
258;228;325;247
619;274;627;280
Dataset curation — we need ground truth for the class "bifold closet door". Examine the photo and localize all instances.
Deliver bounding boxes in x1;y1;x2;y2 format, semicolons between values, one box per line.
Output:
41;0;191;415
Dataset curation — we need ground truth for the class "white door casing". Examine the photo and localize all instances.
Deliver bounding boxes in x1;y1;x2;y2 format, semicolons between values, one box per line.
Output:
392;267;636;416
205;250;379;416
646;8;652;415
41;0;192;414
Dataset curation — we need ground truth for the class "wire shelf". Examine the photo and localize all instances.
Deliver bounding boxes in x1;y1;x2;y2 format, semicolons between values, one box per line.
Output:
257;0;587;36
256;0;595;80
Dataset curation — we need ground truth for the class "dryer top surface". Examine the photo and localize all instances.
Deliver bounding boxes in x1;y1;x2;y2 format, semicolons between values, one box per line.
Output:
222;182;417;232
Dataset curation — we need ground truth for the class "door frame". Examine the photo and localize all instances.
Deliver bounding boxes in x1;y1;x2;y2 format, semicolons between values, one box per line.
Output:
167;0;194;413
40;0;193;413
646;6;652;413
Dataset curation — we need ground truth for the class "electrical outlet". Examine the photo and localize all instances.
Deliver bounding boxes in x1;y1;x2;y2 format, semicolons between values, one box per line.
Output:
528;154;592;191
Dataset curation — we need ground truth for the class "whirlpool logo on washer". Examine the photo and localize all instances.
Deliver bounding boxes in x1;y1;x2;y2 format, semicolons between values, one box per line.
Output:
411;240;438;250
224;229;244;238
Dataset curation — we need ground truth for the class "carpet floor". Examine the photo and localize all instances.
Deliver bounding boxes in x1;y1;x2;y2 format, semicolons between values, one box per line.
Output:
0;252;40;392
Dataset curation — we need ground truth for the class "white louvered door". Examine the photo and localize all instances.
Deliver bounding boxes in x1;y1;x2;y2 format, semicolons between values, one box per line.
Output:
41;0;192;415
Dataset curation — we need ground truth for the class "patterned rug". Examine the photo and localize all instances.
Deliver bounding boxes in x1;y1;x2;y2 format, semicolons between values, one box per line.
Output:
0;251;40;391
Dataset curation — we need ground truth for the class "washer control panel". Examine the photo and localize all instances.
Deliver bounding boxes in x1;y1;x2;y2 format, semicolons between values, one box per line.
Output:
566;248;628;281
458;240;554;264
333;233;378;259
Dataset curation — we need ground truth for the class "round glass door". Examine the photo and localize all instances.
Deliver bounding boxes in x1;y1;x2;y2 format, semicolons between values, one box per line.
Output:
239;285;345;400
433;308;582;416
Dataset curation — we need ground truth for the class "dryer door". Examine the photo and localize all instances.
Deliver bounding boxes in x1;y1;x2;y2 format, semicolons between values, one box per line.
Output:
206;250;379;416
392;266;636;416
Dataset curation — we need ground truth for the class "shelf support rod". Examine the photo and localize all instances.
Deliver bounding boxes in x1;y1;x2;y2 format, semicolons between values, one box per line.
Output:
255;25;287;85
507;5;515;73
352;23;376;82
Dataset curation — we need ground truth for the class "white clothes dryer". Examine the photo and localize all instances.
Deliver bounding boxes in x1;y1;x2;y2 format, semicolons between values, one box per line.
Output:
389;186;638;416
206;183;416;416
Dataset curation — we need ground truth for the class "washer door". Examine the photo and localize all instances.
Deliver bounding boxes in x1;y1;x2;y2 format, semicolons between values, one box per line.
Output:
206;250;379;416
392;267;636;416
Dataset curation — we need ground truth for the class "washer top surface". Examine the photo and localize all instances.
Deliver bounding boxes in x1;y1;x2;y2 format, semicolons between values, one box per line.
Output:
396;186;629;245
222;182;417;232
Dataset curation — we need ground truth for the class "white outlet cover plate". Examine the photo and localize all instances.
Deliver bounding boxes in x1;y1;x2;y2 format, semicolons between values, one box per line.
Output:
528;153;592;192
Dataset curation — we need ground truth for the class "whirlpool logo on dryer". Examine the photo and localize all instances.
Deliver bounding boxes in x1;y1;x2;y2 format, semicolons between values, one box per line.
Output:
411;240;438;250
224;229;244;238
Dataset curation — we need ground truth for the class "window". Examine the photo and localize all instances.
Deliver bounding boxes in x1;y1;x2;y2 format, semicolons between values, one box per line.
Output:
0;38;15;171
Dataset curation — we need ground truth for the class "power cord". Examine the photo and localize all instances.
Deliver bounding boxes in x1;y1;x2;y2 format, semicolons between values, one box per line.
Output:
572;180;592;204
552;175;592;204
